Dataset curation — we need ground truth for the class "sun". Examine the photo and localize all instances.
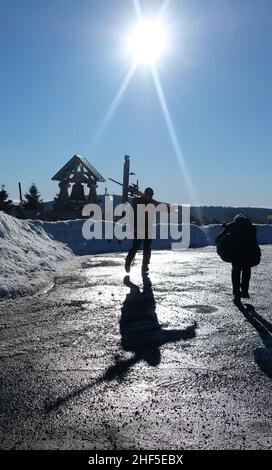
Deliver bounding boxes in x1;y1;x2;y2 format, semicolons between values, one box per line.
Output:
128;19;167;65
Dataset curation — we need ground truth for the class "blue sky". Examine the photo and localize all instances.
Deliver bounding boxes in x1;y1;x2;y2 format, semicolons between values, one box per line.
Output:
1;0;272;207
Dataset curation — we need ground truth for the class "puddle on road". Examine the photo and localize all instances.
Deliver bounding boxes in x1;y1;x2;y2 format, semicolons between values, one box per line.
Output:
81;260;123;269
182;305;219;314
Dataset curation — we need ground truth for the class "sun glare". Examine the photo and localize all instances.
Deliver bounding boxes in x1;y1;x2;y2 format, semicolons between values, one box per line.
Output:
128;19;167;65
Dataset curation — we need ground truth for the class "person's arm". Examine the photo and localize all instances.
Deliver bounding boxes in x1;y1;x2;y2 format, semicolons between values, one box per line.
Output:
151;198;171;212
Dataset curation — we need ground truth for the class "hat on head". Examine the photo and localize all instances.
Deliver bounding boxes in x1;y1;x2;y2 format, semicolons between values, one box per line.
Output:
233;214;251;224
144;187;154;197
234;214;246;221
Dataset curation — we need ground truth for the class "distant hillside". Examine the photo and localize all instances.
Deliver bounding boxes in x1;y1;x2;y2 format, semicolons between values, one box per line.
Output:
190;206;272;225
41;198;272;225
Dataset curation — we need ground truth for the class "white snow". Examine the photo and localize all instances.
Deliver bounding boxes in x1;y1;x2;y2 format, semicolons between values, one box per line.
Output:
35;219;272;254
1;211;272;299
0;212;72;299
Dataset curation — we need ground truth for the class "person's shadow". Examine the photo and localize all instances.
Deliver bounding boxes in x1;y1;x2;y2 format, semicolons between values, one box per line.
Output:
236;302;272;379
103;274;197;381
45;274;197;413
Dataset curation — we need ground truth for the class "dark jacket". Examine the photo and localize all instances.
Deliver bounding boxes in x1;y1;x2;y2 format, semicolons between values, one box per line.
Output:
132;195;158;238
216;217;261;266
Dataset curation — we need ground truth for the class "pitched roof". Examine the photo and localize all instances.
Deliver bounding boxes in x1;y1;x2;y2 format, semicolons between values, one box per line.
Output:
51;154;105;182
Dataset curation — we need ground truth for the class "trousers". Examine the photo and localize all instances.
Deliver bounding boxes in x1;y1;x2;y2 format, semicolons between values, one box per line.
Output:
126;238;152;267
232;264;251;295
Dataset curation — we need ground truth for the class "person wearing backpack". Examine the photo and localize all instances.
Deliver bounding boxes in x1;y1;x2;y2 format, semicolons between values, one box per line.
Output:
216;214;261;304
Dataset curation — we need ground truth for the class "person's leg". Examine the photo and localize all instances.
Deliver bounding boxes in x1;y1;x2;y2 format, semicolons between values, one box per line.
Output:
232;264;242;299
142;239;152;273
125;239;141;272
241;267;251;297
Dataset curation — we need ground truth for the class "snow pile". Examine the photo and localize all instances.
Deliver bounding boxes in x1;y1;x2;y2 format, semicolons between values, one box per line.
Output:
0;212;72;299
33;219;132;255
1;211;272;299
34;219;272;255
255;225;272;245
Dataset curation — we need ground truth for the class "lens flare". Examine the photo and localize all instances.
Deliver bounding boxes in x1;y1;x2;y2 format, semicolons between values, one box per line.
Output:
90;62;137;151
128;19;167;65
151;64;199;204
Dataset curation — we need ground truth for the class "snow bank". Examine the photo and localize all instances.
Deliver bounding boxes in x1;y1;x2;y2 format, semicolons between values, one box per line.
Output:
1;212;272;299
0;212;72;299
33;219;132;255
35;219;272;255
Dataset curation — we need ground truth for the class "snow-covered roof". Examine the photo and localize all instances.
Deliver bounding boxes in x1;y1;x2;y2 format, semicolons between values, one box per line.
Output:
51;154;105;182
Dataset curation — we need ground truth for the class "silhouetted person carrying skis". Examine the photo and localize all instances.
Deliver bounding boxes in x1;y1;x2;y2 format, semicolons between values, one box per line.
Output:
125;187;167;275
216;214;261;305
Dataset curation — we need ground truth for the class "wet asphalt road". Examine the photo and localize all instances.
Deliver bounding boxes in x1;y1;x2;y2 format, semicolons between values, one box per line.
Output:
0;246;272;450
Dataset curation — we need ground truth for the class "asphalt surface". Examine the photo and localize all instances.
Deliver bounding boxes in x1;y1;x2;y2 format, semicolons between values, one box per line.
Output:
0;246;272;450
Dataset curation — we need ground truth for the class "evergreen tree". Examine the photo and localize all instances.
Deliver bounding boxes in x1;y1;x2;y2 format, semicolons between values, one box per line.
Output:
53;191;62;211
0;184;13;214
24;183;44;212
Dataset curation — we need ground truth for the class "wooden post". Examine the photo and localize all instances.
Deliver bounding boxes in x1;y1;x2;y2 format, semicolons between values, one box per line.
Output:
122;155;130;203
18;182;23;207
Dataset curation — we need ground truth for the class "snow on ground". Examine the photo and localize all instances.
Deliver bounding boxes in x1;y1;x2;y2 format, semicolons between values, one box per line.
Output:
0;212;72;299
1;211;272;299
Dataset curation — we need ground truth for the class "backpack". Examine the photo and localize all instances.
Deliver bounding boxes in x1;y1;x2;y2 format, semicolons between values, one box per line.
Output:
217;232;261;266
216;233;236;263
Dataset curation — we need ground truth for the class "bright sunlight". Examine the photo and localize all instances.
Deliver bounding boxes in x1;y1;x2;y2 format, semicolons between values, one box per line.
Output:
128;19;167;65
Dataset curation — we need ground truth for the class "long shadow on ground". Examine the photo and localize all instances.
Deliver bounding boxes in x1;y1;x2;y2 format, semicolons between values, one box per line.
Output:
237;302;272;379
103;274;197;381
45;274;197;413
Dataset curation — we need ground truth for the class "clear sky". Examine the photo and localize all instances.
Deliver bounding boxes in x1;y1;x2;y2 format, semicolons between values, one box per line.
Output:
1;0;272;207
